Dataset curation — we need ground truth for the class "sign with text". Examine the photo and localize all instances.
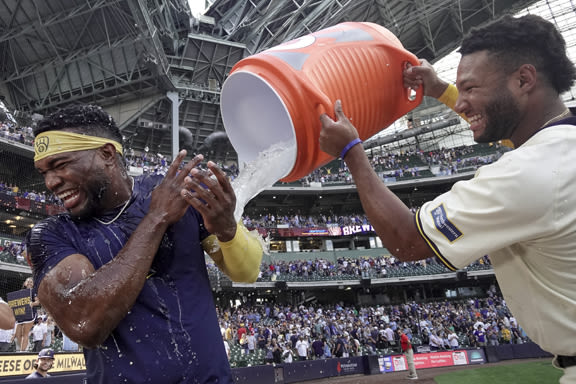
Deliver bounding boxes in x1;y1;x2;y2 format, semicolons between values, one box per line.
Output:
379;350;483;373
0;353;85;377
7;289;33;322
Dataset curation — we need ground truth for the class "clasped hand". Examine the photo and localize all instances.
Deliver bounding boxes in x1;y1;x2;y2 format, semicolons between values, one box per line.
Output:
150;150;237;241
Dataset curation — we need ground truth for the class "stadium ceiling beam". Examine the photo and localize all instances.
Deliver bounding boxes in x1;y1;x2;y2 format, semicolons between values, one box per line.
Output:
415;0;443;59
240;0;307;52
240;0;363;54
451;0;465;35
148;0;178;34
5;41;159;111
0;0;122;44
373;0;415;37
3;35;142;83
126;0;174;88
211;0;264;38
264;0;354;48
34;74;159;111
168;36;242;86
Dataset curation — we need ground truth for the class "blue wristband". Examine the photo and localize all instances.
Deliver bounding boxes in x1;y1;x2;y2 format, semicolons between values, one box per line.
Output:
340;138;363;159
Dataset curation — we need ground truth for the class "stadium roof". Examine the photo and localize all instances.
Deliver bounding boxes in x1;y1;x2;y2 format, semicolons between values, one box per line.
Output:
0;0;539;161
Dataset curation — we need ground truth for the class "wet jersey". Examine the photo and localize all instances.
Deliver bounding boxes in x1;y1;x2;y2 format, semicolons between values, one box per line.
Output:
27;174;233;383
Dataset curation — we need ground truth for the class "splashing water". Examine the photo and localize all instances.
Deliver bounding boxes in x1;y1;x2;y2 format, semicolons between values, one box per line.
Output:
231;140;296;222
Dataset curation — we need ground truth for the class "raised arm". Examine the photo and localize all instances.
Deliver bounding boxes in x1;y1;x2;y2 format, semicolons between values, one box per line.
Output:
319;101;434;262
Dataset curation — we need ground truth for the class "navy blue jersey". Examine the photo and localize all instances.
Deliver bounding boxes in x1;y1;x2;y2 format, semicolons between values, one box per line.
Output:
26;372;49;379
27;175;232;383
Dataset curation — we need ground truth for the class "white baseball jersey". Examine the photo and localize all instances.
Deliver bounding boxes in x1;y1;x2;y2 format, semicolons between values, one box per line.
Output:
416;123;576;356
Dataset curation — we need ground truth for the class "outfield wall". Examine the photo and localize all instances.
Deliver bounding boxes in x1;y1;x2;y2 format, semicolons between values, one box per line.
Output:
0;343;552;382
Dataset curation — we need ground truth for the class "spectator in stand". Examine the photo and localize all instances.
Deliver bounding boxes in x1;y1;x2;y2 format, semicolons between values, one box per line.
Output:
487;325;500;346
295;335;309;361
239;333;249;355
223;335;230;360
333;334;346;358
282;342;294;363
30;316;47;352
237;322;248;344
500;325;512;344
447;329;460;349
428;329;443;351
319;14;576;383
43;316;55;348
247;331;256;354
271;339;283;364
311;335;324;359
474;325;487;347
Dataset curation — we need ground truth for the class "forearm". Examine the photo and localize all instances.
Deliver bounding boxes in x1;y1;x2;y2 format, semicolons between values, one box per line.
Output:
39;213;171;348
343;145;433;261
205;222;263;283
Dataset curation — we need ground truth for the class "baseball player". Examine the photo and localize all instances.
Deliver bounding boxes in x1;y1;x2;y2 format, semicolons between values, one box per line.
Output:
319;14;576;384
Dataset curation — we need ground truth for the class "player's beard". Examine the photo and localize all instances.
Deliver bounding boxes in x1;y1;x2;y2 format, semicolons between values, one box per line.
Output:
475;86;520;143
72;168;111;219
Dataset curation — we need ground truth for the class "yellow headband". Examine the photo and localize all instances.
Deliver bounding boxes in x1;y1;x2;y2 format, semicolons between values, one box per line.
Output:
34;131;123;162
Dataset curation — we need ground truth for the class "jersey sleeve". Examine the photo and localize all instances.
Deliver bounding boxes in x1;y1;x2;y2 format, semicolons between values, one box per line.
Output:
416;153;554;270
27;216;81;292
203;221;263;283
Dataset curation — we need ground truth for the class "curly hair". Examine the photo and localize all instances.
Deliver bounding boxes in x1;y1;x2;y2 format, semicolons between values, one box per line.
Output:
34;104;123;146
460;14;576;94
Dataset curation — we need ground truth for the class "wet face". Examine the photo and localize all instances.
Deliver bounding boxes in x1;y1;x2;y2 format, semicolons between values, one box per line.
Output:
455;51;521;143
35;149;112;218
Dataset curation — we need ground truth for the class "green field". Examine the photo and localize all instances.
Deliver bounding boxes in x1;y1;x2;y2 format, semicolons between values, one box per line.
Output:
434;361;562;384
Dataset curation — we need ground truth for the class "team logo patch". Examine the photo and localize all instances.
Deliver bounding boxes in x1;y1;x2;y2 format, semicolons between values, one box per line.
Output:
431;204;462;242
35;136;49;154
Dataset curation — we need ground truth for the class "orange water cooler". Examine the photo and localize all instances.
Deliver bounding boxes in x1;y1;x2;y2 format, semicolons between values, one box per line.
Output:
221;22;423;182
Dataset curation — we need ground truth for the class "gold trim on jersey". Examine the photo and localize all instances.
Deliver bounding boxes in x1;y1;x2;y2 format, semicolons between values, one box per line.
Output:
415;207;458;271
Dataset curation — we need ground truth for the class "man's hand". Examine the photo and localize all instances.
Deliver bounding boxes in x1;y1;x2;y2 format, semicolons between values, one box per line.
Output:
149;150;203;225
403;59;449;99
319;100;360;158
182;160;237;241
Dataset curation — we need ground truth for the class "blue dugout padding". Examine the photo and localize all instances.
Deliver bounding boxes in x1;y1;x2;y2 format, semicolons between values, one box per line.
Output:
484;342;552;363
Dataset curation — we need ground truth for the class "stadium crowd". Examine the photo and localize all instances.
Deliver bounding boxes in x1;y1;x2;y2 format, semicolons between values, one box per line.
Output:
206;254;492;282
0;120;34;147
0;109;508;189
218;289;529;365
1;287;522;362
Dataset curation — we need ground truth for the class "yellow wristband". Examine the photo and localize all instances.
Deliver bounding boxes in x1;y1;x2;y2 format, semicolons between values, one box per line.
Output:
437;83;459;109
437;84;468;123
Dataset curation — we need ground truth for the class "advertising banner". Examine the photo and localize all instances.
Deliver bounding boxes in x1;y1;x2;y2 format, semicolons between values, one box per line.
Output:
465;348;487;364
378;356;395;373
0;353;85;377
380;349;484;373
